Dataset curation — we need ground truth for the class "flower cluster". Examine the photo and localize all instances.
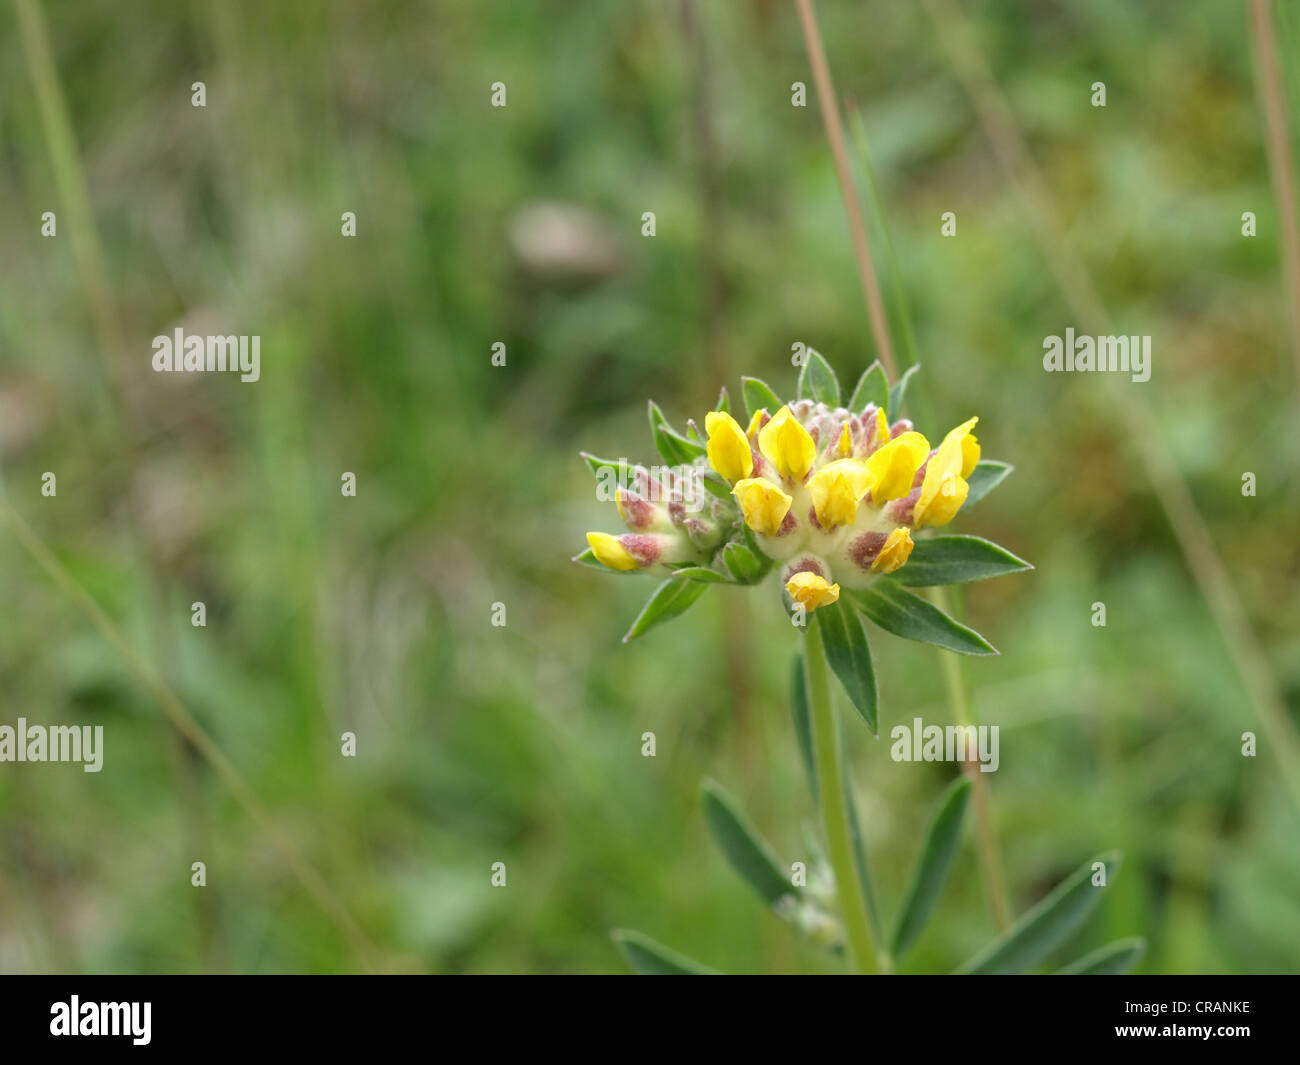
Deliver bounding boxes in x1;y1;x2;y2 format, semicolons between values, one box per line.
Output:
580;367;981;615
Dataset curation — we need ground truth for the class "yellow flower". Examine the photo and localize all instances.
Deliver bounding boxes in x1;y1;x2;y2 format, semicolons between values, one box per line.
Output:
807;459;872;529
836;422;852;457
785;571;840;611
586;531;639;571
746;408;767;438
758;406;816;482
705;410;754;483
869;527;914;574
732;477;792;536
864;431;930;501
913;421;977;528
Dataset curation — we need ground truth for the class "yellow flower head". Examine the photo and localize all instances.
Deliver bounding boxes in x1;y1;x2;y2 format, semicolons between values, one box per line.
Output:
758;406;816;482
705;410;754;483
914;419;978;528
785;571;840;611
733;477;792;536
864;431;930;502
586;531;639;571
869;527;914;574
807;459;872;529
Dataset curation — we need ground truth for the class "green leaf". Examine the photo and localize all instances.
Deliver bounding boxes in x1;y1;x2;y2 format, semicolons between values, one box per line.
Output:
654;425;706;467
579;451;634;481
612;929;720;975
686;418;703;444
797;349;840;405
789;655;817;799
622;578;709;642
887;363;920;421
572;547;638;575
715;385;731;415
964;461;1013;509
848;361;889;413
956;852;1122;975
890;778;971;957
722;540;767;584
851;582;997;656
671;565;732;584
700;470;734;501
1055;937;1146;975
893;535;1032;587
701;779;796;908
648;401;705;466
741;376;783;422
814;601;879;732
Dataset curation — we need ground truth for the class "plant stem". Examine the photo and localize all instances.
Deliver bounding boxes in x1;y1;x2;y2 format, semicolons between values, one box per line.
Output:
930;588;1012;932
793;0;898;379
805;616;877;973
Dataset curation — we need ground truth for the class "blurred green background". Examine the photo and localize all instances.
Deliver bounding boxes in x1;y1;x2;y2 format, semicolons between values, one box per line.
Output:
1;0;1298;974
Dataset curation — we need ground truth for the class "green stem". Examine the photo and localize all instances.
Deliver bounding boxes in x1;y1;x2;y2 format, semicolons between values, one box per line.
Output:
929;586;1012;932
805;616;876;973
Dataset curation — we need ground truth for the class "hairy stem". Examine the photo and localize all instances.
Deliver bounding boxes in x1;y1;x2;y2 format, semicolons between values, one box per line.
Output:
805;616;877;973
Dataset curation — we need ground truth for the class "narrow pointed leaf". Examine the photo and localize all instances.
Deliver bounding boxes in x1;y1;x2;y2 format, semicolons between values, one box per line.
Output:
956;852;1122;974
893;535;1032;587
715;385;731;415
851;582;997;656
622;577;709;642
612;930;720;975
844;771;883;941
797;349;840;405
964;461;1013;509
741;376;783;421
654;424;706;467
814;601;879;732
790;654;817;798
1055;937;1146;975
671;565;732;584
580;451;634;482
701;779;796;907
887;363;920;421
848;361;889;413
890;778;971;957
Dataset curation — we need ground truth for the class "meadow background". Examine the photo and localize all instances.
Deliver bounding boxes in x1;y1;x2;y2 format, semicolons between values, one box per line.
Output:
1;0;1298;974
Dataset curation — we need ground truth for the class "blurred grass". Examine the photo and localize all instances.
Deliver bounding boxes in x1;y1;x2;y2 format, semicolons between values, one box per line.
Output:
1;0;1298;973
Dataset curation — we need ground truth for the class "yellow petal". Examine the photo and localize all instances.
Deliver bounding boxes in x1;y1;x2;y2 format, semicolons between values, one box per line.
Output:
732;477;792;536
758;406;816;482
808;459;872;529
586;531;639;571
785;572;841;611
874;407;890;445
705;410;754;482
914;419;979;527
869;527;914;574
961;433;980;479
864;431;930;502
938;417;980;479
746;408;767;438
836;422;852;457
